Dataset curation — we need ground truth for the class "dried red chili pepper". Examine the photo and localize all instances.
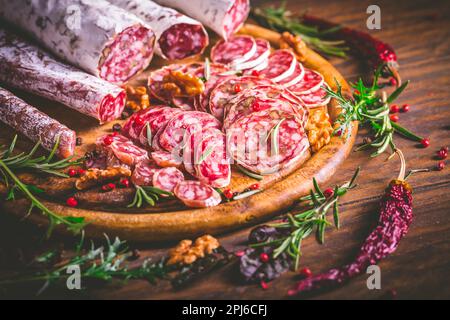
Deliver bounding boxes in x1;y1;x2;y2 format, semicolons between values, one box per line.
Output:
300;14;401;86
288;150;412;296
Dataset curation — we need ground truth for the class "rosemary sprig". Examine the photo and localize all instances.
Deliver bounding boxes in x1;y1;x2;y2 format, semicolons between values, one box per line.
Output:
128;185;173;208
251;5;348;57
326;68;423;157
0;235;170;293
0;136;85;237
251;168;359;270
0;135;81;177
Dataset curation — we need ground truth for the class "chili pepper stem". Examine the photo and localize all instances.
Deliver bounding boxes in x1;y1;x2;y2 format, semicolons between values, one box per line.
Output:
388;63;402;88
395;149;406;181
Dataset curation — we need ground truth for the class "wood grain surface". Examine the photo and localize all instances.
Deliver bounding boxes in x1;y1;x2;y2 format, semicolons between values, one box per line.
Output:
0;0;449;299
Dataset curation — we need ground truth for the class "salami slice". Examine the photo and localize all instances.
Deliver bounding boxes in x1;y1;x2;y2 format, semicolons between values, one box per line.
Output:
182;128;219;177
123;106;178;140
258;50;297;83
223;85;307;129
0;30;126;123
211;36;256;65
151;151;183;168
0;87;76;159
193;130;231;188
297;86;331;108
122;106;182;147
174;180;222;208
226;109;310;174
193;64;232;112
288;68;324;95
209;76;274;120
159;111;222;152
154;0;250;40
152;167;185;193
0;0;156;85
172;97;195;111
110;0;208;60
131;161;159;186
279;62;305;88
96;134;149;167
232;39;271;71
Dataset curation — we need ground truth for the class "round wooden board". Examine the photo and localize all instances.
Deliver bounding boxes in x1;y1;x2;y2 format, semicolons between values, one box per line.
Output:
1;36;357;242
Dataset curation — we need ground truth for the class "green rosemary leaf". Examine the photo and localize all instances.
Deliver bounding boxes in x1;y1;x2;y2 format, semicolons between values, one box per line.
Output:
386;81;409;104
233;189;261;201
312;178;325;199
197;145;215;164
146;123;152;148
236;165;264;181
333;199;340;229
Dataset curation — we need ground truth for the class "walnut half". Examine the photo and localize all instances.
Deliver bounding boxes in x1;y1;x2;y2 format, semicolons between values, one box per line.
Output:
162;70;205;97
279;32;307;62
306;107;334;153
167;235;220;266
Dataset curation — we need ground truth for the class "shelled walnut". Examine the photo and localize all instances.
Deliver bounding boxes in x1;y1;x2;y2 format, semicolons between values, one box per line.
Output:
306;107;334;153
279;32;307;62
167;235;220;266
124;85;150;111
162;70;205;97
75;167;131;190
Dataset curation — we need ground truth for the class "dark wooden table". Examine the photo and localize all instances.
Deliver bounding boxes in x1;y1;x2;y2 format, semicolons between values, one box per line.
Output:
0;0;449;299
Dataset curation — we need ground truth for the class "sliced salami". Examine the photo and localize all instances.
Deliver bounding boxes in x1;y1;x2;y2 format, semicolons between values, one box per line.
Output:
211;36;256;65
193;130;231;188
0;30;126;123
122;106;180;141
172;97;195;111
151;151;183;168
110;0;208;60
226;109;310;174
152;167;185;193
0;0;156;84
223;85;307;129
96;134;149;167
209;76;274;120
233;39;271;71
131;161;159;186
297;86;331;108
193;64;232;112
0;87;76;159
159;111;222;152
258;50;297;83
174;180;222;208
154;0;250;40
279;62;305;88
288;68;324;95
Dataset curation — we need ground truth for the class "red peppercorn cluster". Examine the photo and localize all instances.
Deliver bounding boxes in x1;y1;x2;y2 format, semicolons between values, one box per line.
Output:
68;168;86;177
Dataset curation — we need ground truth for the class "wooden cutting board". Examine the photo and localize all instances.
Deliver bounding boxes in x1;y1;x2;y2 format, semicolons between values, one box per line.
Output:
0;39;357;242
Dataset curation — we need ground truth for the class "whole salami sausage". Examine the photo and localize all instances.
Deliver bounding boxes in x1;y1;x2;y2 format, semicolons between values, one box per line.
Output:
0;87;76;159
109;0;209;60
0;0;155;84
154;0;250;40
0;30;126;123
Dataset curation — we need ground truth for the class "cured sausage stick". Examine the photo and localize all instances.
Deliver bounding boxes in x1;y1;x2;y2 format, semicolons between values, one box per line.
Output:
0;29;126;123
109;0;209;60
153;0;250;40
0;87;76;159
0;0;155;85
